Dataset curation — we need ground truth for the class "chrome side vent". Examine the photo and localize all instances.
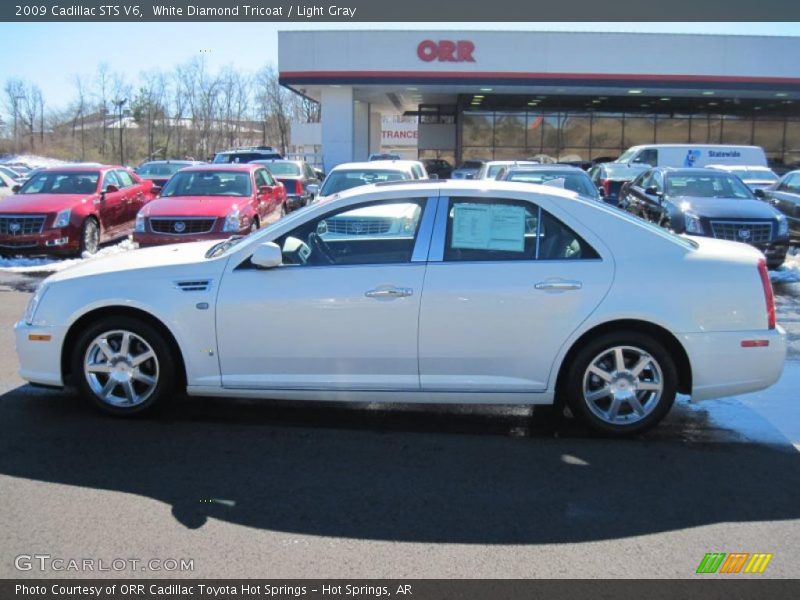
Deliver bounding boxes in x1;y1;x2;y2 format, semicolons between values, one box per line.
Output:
175;279;212;292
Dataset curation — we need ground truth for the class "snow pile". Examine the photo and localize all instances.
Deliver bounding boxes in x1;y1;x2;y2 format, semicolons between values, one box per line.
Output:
0;238;137;274
771;248;800;283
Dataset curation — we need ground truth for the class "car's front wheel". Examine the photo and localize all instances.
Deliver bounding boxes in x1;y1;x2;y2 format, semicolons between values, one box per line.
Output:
564;332;677;436
79;217;100;256
72;316;178;416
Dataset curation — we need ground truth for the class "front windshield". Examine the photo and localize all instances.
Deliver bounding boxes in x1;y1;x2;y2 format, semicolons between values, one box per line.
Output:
18;171;100;194
161;170;252;197
319;169;409;196
137;163;187;178
603;164;649;179
616;148;639;163
666;173;754;199
261;162;301;176
741;168;778;181
507;171;598;197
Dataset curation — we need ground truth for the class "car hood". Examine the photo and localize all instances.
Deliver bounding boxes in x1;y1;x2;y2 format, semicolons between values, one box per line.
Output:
671;196;779;219
0;193;94;213
45;240;220;283
142;196;243;217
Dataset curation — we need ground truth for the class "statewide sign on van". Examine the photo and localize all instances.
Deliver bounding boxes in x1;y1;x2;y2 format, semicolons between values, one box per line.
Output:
616;144;768;168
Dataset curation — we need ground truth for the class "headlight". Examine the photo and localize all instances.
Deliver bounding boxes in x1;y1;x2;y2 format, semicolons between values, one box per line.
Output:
223;206;241;232
23;283;49;325
52;208;71;229
684;213;704;235
134;211;146;233
777;216;789;237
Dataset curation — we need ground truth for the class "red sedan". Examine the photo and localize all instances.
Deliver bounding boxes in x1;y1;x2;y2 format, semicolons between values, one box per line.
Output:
133;164;287;247
0;165;153;257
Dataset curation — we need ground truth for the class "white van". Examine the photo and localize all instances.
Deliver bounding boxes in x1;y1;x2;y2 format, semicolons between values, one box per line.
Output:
616;144;767;168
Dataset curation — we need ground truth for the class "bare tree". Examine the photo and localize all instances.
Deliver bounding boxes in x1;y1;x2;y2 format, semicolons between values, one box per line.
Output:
4;78;26;152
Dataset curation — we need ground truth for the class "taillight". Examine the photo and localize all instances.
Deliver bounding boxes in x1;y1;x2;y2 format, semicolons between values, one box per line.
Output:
601;179;612;196
757;258;776;329
295;180;304;196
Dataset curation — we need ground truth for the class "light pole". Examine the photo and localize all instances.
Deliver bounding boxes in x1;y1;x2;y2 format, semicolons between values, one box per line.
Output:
112;98;127;165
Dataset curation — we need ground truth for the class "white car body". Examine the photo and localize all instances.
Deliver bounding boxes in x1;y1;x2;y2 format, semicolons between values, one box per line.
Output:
15;181;786;434
0;171;18;197
477;161;541;180
617;144;768;168
314;161;423;204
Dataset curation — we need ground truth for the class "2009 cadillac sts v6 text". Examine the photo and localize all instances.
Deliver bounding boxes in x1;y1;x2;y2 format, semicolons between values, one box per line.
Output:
15;180;786;436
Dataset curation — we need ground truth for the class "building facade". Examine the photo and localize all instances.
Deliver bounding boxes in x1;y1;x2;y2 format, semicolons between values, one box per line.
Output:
278;30;800;171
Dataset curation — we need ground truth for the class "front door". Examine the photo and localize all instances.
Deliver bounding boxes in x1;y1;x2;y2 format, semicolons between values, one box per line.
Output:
418;196;613;392
215;196;435;390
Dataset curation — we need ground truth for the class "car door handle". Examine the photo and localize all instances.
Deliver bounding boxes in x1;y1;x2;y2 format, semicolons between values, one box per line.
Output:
534;280;582;291
365;287;413;299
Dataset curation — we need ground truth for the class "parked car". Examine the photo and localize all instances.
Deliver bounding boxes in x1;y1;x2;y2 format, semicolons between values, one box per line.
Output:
0;165;25;182
0;170;19;198
588;162;651;206
421;159;453;179
368;153;402;161
312;161;418;203
16;180;785;438
135;160;204;189
0;165;152;257
251;159;321;212
497;165;602;201
212;146;283;164
451;160;486;179
620;167;789;269
705;164;780;192
616;144;767;168
476;160;540;180
755;169;800;245
133;164;286;247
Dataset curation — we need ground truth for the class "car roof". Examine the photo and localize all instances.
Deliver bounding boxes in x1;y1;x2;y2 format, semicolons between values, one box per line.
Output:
140;160;200;165
331;161;413;172
705;164;773;171
179;164;258;173
504;165;585;172
40;165;118;173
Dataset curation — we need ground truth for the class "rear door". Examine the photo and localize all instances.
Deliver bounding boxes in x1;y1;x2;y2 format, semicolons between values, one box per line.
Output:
97;170;127;239
115;169;145;227
418;194;613;393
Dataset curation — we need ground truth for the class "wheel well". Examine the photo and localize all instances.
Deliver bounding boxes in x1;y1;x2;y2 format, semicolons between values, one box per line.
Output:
555;319;692;400
61;306;187;389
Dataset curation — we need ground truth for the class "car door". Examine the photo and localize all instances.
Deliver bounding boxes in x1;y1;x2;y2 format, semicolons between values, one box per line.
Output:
641;170;666;223
766;172;800;220
215;195;436;390
255;168;281;217
621;171;652;215
115;168;145;226
418;195;613;393
96;170;127;240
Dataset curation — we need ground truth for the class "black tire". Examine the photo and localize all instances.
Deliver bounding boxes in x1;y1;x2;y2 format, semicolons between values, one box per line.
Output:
280;203;287;217
250;216;260;233
563;331;677;436
71;316;178;416
79;217;100;256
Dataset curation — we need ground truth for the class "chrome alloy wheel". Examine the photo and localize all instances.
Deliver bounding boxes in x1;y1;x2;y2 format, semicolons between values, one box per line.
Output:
582;345;663;426
83;330;160;407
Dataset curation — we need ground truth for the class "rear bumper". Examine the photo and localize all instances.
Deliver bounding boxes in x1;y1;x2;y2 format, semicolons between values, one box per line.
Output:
681;326;786;401
15;320;67;387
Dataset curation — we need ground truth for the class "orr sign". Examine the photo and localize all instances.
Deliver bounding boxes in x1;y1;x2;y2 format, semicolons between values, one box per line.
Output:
417;40;475;63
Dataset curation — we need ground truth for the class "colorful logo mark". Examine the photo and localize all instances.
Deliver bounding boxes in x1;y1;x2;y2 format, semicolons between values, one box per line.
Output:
696;552;773;574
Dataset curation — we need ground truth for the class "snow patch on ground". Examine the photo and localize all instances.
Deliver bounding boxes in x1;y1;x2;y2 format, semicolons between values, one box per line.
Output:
0;155;68;169
0;239;137;274
770;247;800;283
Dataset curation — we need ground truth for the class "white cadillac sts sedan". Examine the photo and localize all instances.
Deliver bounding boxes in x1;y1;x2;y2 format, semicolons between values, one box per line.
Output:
15;180;786;436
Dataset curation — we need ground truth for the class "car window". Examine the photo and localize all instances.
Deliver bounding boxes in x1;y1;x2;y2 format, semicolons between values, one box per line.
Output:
650;171;664;193
116;169;135;188
254;169;271;188
275;199;426;267
665;173;753;199
161;170;252;197
103;171;122;190
781;173;800;193
319;169;410;196
443;198;599;262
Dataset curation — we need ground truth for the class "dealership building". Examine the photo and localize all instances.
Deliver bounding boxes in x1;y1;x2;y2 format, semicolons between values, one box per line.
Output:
278;30;800;170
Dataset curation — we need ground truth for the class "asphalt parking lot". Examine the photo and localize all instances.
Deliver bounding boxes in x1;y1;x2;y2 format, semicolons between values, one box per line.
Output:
1;263;799;579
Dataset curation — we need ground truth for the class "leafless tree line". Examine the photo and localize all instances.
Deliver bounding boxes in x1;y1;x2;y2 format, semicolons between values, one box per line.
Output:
1;57;320;164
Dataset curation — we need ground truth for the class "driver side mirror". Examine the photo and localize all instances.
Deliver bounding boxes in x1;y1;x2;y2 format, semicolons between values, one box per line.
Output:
104;184;119;194
753;188;766;199
258;185;272;195
250;242;283;269
644;185;661;197
11;184;20;193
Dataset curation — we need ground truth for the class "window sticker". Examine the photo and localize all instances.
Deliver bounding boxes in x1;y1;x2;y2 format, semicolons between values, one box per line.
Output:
451;203;526;252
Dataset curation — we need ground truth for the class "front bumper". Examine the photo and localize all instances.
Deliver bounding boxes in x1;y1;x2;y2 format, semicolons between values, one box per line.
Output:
682;326;786;401
15;320;68;387
0;227;79;255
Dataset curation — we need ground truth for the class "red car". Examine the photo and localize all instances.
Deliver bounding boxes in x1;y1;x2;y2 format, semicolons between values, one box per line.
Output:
133;164;287;247
0;165;153;257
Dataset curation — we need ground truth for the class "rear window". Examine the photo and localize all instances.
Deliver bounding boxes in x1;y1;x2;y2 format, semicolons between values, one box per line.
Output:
137;163;187;177
261;162;302;176
161;170;252;197
459;161;483;170
319;169;410;196
506;170;598;198
213;152;281;164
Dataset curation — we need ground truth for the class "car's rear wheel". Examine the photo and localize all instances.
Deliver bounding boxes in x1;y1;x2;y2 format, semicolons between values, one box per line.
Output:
72;316;177;416
79;217;100;256
564;332;677;436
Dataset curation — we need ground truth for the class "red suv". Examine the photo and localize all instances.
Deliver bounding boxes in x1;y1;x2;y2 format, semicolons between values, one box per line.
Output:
133;164;287;247
0;165;153;257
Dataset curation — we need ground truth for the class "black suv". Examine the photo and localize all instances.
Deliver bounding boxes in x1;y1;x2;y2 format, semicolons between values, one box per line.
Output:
755;169;800;245
212;146;283;164
621;167;790;269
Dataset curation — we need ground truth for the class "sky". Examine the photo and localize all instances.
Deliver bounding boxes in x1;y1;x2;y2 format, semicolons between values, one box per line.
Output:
0;22;799;113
